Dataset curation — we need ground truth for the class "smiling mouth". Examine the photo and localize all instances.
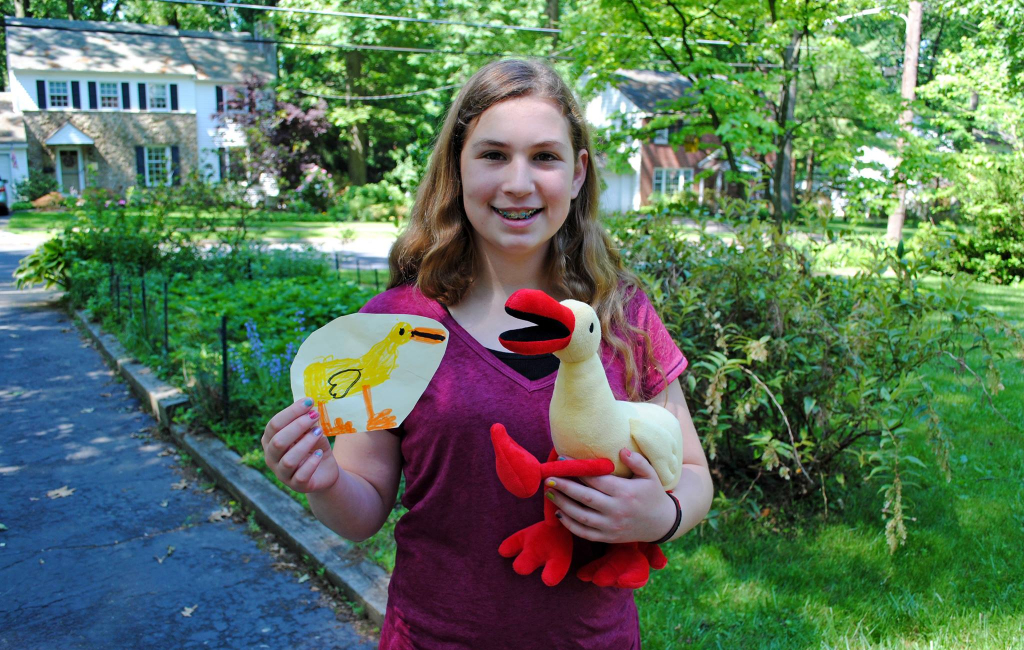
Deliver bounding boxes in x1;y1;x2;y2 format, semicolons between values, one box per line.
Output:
492;206;543;220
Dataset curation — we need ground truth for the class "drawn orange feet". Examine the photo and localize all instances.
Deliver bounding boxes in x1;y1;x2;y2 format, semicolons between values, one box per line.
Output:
317;402;356;436
361;385;396;431
365;409;396;431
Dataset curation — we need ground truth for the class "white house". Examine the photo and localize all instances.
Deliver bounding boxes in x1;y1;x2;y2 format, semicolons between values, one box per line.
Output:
1;17;275;204
584;69;753;214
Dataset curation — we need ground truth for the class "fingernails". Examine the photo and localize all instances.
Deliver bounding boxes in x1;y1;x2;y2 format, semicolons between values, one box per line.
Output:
557;456;566;461
311;426;323;438
545;491;555;501
555;512;562;520
623;448;632;458
544;479;556;488
308;410;319;420
303;397;313;407
314;449;323;458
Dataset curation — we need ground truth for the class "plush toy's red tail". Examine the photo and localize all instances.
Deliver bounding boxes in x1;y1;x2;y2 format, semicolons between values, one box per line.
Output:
491;423;542;498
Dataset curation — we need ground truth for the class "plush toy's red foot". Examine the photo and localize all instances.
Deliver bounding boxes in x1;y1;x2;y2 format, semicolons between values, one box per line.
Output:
577;542;665;589
499;520;574;587
490;423;616;499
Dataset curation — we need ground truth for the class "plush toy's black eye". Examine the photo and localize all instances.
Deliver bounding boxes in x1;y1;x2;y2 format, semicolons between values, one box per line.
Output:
400;327;406;336
589;322;594;333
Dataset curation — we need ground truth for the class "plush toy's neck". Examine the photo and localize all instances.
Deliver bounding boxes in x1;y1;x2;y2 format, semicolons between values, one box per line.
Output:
552;351;614;414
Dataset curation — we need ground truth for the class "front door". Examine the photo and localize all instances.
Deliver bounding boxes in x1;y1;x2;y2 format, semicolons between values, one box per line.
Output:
59;149;81;194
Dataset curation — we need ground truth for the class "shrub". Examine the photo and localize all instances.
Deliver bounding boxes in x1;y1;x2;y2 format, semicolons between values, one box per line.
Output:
15;172;59;201
916;219;1024;285
917;151;1024;284
11;201;34;211
608;212;1023;551
328;181;410;224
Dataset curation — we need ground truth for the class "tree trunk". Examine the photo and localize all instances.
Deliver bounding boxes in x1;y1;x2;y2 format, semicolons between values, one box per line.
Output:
772;28;802;224
66;0;75;19
546;0;559;46
13;0;27;18
887;1;923;244
804;150;815;195
346;51;368;186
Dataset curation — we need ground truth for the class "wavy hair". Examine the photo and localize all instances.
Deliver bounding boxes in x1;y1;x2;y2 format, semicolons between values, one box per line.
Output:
388;58;661;401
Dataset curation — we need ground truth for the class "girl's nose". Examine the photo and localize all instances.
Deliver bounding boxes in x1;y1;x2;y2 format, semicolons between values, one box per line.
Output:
501;157;534;196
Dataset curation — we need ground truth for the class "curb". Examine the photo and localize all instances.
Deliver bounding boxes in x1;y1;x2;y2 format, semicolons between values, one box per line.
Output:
72;308;391;625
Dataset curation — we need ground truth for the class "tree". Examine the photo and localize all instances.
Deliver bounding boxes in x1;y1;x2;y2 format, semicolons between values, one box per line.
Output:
566;0;898;220
886;1;922;244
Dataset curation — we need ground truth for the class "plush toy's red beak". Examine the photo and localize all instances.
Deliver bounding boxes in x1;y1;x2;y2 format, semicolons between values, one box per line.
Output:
499;289;575;355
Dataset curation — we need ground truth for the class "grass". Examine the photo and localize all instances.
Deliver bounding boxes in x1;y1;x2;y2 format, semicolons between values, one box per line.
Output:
637;282;1024;649
6;208;401;243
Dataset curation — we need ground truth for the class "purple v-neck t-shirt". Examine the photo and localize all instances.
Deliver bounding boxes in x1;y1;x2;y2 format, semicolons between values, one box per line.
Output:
359;284;688;649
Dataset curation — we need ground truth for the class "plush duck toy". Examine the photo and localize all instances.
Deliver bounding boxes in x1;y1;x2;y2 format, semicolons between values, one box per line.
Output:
490;289;684;588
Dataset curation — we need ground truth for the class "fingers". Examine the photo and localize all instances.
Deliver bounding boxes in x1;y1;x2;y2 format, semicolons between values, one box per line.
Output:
544;477;612;513
553;506;607;543
264;401;321;467
263;397;315;447
278;424;327;480
619;447;657;479
290;445;326;486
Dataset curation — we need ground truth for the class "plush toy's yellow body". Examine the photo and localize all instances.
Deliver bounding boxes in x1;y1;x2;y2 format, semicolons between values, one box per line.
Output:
546;300;684;490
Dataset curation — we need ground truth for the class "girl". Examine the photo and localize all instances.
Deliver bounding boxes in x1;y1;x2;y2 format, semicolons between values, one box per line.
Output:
262;59;713;649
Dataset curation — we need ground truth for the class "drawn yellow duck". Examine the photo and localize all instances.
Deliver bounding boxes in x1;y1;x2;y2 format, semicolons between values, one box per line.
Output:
303;321;446;435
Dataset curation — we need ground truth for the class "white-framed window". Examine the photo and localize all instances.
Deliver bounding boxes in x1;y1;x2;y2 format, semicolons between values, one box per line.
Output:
652;167;695;195
99;82;120;109
145;146;172;186
48;81;70;108
653;128;670;145
148;83;169;110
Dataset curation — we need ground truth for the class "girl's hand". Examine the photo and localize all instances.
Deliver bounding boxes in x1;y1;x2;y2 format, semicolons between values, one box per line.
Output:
544;448;677;545
262;398;339;494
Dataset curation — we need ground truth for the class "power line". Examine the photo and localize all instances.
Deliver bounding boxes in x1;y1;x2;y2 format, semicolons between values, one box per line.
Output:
152;0;756;48
300;84;460;101
158;0;560;34
4;20;571;60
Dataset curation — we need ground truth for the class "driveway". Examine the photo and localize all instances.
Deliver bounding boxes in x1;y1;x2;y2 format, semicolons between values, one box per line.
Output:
0;224;378;649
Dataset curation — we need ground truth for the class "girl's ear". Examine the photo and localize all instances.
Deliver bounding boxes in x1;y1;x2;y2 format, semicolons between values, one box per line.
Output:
571;149;588;199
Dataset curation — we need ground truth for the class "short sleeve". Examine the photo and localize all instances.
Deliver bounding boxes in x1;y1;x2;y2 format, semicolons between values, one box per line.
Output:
628;289;688;400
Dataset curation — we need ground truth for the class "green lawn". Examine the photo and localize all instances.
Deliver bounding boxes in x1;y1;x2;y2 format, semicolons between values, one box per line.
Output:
638;282;1024;649
6;208;401;243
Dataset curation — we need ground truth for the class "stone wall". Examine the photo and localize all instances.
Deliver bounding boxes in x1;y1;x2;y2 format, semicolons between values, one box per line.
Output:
23;111;199;194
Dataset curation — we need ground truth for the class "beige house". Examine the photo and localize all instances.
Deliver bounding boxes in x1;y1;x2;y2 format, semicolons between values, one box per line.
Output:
1;17;275;204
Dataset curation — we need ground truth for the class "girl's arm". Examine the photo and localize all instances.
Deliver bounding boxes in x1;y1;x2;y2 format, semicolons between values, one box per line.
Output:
263;398;402;543
543;379;713;544
651;378;713;541
308;430;402;543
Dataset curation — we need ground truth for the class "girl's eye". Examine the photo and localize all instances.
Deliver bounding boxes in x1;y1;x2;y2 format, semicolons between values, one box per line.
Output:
482;151;505;160
535;152;558;162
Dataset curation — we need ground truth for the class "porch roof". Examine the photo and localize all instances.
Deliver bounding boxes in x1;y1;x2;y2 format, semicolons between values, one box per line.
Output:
45;122;94;146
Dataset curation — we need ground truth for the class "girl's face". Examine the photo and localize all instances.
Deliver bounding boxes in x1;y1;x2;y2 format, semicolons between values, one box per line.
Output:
459;95;588;261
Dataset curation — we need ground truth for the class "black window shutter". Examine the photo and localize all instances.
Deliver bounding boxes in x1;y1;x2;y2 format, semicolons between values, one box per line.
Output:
170;146;181;185
215;85;224;112
136;146;146;185
138;83;147;111
122;82;131;109
36;80;47;109
170;84;179;111
88;82;98;109
218;148;225;181
71;81;81;109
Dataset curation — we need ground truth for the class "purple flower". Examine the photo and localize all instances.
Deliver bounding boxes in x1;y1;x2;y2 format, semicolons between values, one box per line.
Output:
118;199;127;206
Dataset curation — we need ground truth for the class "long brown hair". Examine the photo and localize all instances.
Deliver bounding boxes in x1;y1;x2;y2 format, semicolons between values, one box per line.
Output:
388;58;660;401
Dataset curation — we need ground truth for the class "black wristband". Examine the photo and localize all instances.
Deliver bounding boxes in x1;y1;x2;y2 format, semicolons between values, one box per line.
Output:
651;492;682;545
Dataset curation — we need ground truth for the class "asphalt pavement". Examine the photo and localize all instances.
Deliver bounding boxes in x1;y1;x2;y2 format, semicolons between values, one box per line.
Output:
0;223;378;649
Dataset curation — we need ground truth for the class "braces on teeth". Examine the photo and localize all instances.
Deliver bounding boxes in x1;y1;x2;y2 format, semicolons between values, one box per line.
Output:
495;207;542;219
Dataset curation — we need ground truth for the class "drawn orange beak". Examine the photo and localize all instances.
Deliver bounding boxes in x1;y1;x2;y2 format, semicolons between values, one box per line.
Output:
410;327;447;344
